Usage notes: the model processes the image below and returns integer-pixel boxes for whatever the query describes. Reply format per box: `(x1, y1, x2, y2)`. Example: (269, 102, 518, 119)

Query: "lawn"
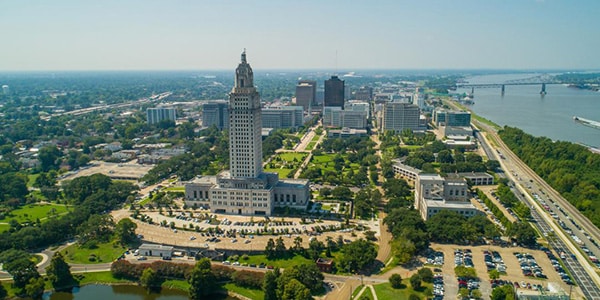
(277, 152, 307, 162)
(76, 271, 134, 285)
(306, 141, 317, 150)
(61, 241, 128, 264)
(223, 283, 265, 300)
(264, 167, 294, 178)
(0, 223, 9, 232)
(27, 174, 40, 188)
(1, 203, 70, 227)
(234, 253, 314, 269)
(374, 281, 432, 300)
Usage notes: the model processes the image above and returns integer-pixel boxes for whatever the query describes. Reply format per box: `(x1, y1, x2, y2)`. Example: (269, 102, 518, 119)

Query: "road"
(466, 110, 600, 299)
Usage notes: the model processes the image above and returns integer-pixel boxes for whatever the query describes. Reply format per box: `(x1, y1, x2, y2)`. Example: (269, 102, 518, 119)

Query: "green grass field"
(0, 203, 70, 231)
(223, 283, 265, 300)
(374, 281, 432, 300)
(61, 241, 128, 264)
(306, 141, 317, 150)
(235, 253, 314, 269)
(27, 174, 40, 188)
(264, 167, 294, 178)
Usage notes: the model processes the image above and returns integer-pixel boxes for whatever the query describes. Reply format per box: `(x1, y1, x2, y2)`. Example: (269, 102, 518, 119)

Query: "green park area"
(232, 253, 314, 269)
(310, 153, 361, 175)
(373, 281, 433, 300)
(60, 241, 128, 264)
(0, 203, 70, 232)
(264, 152, 307, 178)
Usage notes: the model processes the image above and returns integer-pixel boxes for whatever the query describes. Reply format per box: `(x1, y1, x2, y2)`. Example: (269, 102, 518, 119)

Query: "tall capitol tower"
(184, 50, 310, 216)
(229, 50, 263, 178)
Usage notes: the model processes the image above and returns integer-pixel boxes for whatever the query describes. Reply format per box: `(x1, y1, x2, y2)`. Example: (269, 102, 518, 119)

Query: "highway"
(470, 116, 600, 299)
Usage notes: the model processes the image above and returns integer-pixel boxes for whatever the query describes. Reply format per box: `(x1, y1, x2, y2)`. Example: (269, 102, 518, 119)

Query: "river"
(43, 284, 238, 300)
(457, 73, 600, 148)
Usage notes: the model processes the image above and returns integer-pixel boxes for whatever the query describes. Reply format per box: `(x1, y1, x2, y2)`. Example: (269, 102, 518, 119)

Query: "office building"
(323, 106, 367, 129)
(185, 51, 310, 216)
(147, 107, 176, 125)
(354, 86, 373, 101)
(414, 174, 480, 220)
(324, 76, 344, 108)
(202, 100, 229, 129)
(1, 85, 8, 95)
(262, 106, 304, 129)
(381, 102, 423, 133)
(433, 109, 471, 127)
(295, 80, 316, 111)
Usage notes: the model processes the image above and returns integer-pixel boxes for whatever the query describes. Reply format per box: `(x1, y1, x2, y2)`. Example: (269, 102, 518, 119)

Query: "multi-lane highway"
(471, 118, 600, 299)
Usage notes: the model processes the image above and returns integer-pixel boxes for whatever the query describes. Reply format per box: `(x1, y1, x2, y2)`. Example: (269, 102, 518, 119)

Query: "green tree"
(281, 279, 312, 300)
(4, 258, 39, 290)
(417, 268, 434, 283)
(278, 264, 324, 294)
(140, 267, 162, 291)
(115, 218, 138, 245)
(339, 239, 377, 273)
(77, 214, 116, 247)
(389, 273, 402, 289)
(307, 239, 324, 260)
(275, 237, 287, 258)
(0, 283, 7, 300)
(459, 287, 470, 299)
(410, 274, 421, 290)
(46, 252, 73, 289)
(24, 277, 45, 299)
(263, 269, 279, 300)
(265, 238, 276, 259)
(491, 284, 516, 300)
(188, 258, 217, 299)
(38, 145, 62, 172)
(408, 294, 420, 300)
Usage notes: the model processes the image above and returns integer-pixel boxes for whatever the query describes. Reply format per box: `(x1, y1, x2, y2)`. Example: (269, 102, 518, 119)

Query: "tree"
(307, 239, 324, 260)
(281, 279, 312, 300)
(4, 258, 39, 290)
(389, 273, 402, 289)
(140, 267, 162, 291)
(471, 289, 482, 299)
(408, 295, 420, 300)
(410, 274, 421, 290)
(339, 239, 377, 273)
(459, 287, 470, 299)
(38, 145, 62, 171)
(115, 218, 138, 245)
(46, 252, 73, 289)
(417, 268, 434, 283)
(24, 277, 45, 299)
(491, 284, 516, 300)
(293, 236, 303, 252)
(488, 269, 500, 280)
(263, 269, 279, 300)
(275, 237, 287, 258)
(0, 283, 7, 300)
(391, 237, 416, 264)
(278, 264, 324, 295)
(265, 238, 276, 259)
(77, 214, 115, 247)
(188, 258, 217, 299)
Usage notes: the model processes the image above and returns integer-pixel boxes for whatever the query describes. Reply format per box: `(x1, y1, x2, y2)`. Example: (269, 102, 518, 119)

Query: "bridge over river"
(456, 82, 561, 95)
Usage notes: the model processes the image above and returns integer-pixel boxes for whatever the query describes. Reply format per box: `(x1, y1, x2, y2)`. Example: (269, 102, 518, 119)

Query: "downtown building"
(381, 102, 425, 133)
(202, 100, 229, 130)
(295, 80, 317, 112)
(262, 106, 304, 129)
(147, 107, 176, 125)
(414, 174, 480, 220)
(324, 75, 345, 108)
(184, 52, 310, 216)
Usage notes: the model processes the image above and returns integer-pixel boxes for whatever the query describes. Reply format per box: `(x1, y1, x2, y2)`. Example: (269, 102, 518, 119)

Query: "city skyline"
(1, 0, 599, 71)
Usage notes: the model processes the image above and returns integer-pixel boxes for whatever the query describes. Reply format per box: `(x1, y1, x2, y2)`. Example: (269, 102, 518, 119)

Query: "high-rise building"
(354, 86, 373, 101)
(262, 106, 304, 129)
(323, 107, 367, 129)
(324, 75, 344, 108)
(147, 107, 176, 124)
(202, 100, 229, 130)
(228, 51, 263, 178)
(382, 102, 423, 133)
(185, 51, 310, 216)
(1, 85, 8, 95)
(432, 109, 471, 127)
(295, 80, 316, 112)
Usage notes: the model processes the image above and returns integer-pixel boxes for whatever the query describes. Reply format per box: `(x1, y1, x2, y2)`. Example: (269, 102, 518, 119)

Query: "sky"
(1, 0, 599, 71)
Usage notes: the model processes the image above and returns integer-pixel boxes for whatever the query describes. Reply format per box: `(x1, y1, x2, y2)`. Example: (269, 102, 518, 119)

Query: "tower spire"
(241, 48, 247, 63)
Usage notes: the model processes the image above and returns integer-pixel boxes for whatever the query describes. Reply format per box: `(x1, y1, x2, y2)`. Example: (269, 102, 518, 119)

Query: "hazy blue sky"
(1, 0, 599, 71)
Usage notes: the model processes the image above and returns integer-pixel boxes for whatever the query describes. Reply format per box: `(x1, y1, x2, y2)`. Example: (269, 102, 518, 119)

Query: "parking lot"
(429, 243, 582, 299)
